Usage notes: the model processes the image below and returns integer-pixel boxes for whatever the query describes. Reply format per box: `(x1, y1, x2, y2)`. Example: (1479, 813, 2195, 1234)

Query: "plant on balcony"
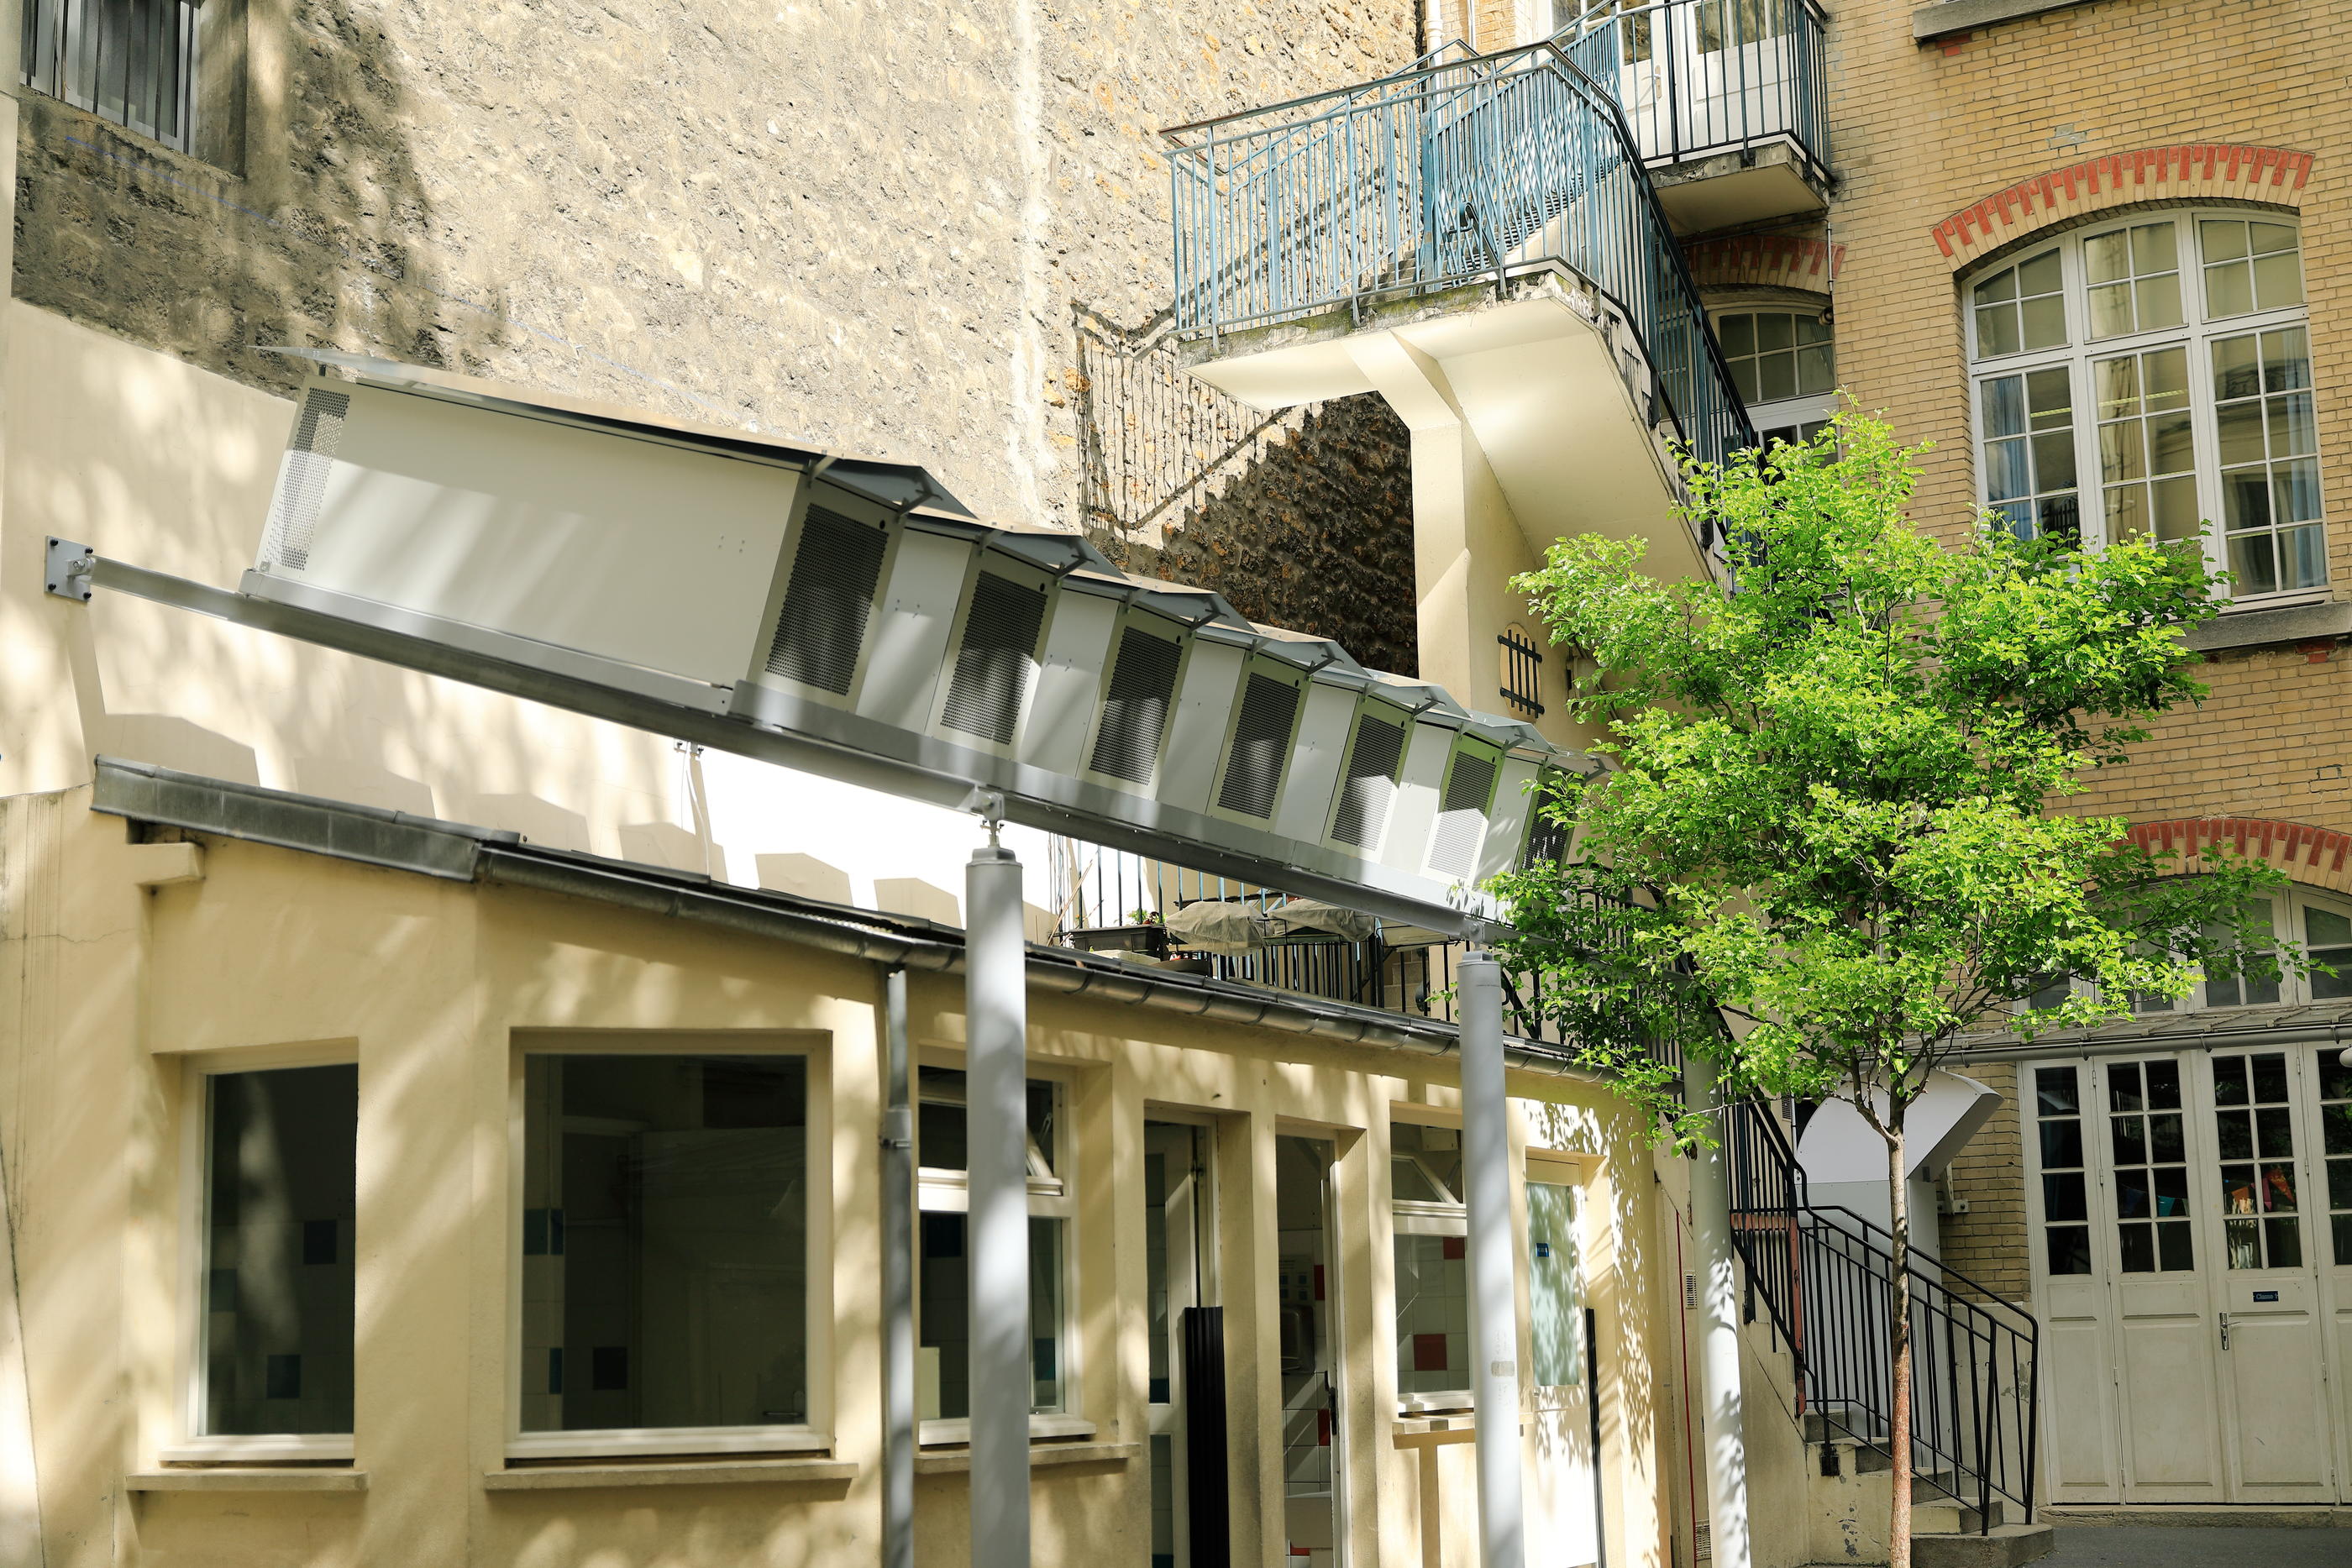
(1493, 409, 2300, 1568)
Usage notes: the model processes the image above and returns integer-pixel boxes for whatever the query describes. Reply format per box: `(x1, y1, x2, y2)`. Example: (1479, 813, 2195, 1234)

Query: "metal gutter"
(90, 758, 1604, 1083)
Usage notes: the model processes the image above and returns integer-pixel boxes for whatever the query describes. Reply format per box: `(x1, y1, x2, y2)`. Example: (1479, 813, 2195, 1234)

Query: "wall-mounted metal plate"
(45, 538, 93, 601)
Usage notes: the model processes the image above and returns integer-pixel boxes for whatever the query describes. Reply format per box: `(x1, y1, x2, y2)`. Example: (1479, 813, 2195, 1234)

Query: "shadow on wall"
(1074, 305, 1419, 678)
(13, 0, 507, 396)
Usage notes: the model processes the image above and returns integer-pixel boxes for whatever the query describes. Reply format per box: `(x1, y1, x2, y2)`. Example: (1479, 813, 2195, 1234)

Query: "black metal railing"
(1724, 1098, 2041, 1534)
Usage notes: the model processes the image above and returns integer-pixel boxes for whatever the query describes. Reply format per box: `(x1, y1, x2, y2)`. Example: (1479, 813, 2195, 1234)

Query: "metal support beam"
(967, 830, 1031, 1568)
(1459, 953, 1525, 1568)
(1687, 1057, 1752, 1568)
(881, 967, 916, 1568)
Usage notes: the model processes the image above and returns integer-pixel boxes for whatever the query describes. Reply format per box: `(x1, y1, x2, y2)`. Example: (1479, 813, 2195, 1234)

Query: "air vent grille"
(764, 506, 888, 695)
(1427, 750, 1498, 878)
(1087, 627, 1183, 784)
(1215, 672, 1299, 820)
(1330, 713, 1406, 849)
(939, 573, 1048, 746)
(261, 389, 350, 572)
(1520, 773, 1575, 868)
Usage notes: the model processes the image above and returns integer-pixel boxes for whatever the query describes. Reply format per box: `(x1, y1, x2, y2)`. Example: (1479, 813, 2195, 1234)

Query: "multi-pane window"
(20, 0, 200, 155)
(2106, 1060, 2192, 1272)
(2033, 1066, 2091, 1275)
(1719, 312, 1835, 407)
(2320, 1049, 2352, 1267)
(2214, 1051, 2301, 1271)
(201, 1066, 357, 1437)
(1390, 1120, 1470, 1407)
(518, 1055, 810, 1436)
(916, 1067, 1071, 1423)
(2086, 889, 2345, 1018)
(1966, 211, 2323, 600)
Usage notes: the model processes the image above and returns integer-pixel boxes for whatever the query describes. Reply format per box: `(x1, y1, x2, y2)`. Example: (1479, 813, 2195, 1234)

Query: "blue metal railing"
(1557, 0, 1830, 185)
(1163, 35, 1756, 473)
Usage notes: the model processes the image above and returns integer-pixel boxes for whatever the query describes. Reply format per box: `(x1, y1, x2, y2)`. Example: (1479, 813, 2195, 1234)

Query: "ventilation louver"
(764, 506, 888, 695)
(1329, 713, 1407, 849)
(939, 573, 1048, 747)
(1215, 672, 1300, 820)
(1088, 626, 1183, 784)
(260, 388, 350, 571)
(1427, 749, 1499, 878)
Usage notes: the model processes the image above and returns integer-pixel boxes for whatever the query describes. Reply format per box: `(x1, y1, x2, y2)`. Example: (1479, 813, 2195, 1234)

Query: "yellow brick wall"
(1821, 0, 2352, 1280)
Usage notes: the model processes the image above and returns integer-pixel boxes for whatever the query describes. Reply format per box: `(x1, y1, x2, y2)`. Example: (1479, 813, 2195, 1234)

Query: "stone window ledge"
(1914, 0, 2118, 42)
(2181, 600, 2352, 654)
(128, 1469, 365, 1492)
(484, 1458, 855, 1491)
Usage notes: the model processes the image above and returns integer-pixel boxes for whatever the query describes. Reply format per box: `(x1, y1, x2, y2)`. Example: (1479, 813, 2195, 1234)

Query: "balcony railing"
(1557, 0, 1830, 184)
(1164, 37, 1756, 473)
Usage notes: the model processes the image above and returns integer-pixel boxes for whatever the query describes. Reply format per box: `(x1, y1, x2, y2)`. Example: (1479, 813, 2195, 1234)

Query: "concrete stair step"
(1908, 1523, 2055, 1568)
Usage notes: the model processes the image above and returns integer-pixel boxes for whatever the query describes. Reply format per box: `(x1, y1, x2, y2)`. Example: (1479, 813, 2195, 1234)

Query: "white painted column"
(967, 831, 1031, 1568)
(881, 968, 916, 1568)
(1686, 1056, 1752, 1568)
(1458, 952, 1525, 1568)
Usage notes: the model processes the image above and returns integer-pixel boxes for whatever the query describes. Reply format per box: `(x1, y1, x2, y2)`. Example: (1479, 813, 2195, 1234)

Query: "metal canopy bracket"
(45, 538, 93, 602)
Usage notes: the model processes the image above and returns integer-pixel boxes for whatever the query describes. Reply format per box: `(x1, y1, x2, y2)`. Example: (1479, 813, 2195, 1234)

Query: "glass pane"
(1730, 357, 1761, 404)
(2036, 1066, 2080, 1117)
(2046, 1225, 2092, 1276)
(204, 1065, 358, 1436)
(2205, 260, 2255, 319)
(2222, 1164, 2258, 1217)
(2136, 273, 2183, 331)
(2150, 1114, 2185, 1162)
(1977, 304, 2019, 359)
(2111, 1115, 2147, 1166)
(2032, 431, 2076, 492)
(1758, 351, 1797, 402)
(2335, 1215, 2352, 1268)
(2019, 249, 2062, 296)
(2226, 1217, 2260, 1269)
(1393, 1232, 1469, 1397)
(2265, 1217, 2302, 1268)
(2213, 334, 2262, 399)
(1986, 438, 2030, 503)
(2254, 250, 2303, 311)
(2109, 1062, 2145, 1114)
(1030, 1218, 1064, 1409)
(2021, 294, 2066, 351)
(2143, 347, 2188, 410)
(1798, 315, 1834, 345)
(2151, 477, 2199, 543)
(2201, 218, 2250, 263)
(2095, 355, 2142, 420)
(916, 1070, 1058, 1176)
(2251, 1052, 2288, 1103)
(1719, 313, 1756, 356)
(2153, 1162, 2189, 1214)
(2214, 1054, 2250, 1104)
(2307, 908, 2352, 947)
(2157, 1221, 2195, 1272)
(522, 1055, 808, 1432)
(2223, 468, 2272, 532)
(1528, 1182, 1580, 1387)
(2118, 1223, 2155, 1272)
(2217, 401, 2265, 467)
(2040, 1117, 2082, 1169)
(2130, 221, 2176, 275)
(1982, 375, 2026, 438)
(1795, 343, 1835, 396)
(2100, 422, 2146, 484)
(2147, 1060, 2182, 1107)
(916, 1214, 1064, 1419)
(1392, 1121, 1463, 1198)
(2260, 1162, 2297, 1212)
(2039, 494, 2082, 546)
(1975, 266, 2018, 306)
(2044, 1171, 2087, 1222)
(2218, 1110, 2253, 1161)
(2274, 458, 2322, 523)
(2281, 526, 2327, 590)
(2027, 366, 2073, 426)
(2331, 1159, 2352, 1208)
(2148, 412, 2193, 476)
(2270, 392, 2317, 458)
(2084, 231, 2129, 284)
(2105, 485, 2148, 541)
(2230, 532, 2280, 595)
(2250, 221, 2298, 258)
(1757, 313, 1793, 352)
(2088, 283, 2133, 338)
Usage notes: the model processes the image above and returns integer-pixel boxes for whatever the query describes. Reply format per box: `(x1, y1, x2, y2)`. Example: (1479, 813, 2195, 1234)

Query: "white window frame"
(503, 1033, 833, 1461)
(1712, 306, 1839, 446)
(2030, 883, 2352, 1020)
(165, 1044, 360, 1465)
(914, 1060, 1089, 1445)
(1389, 1113, 1473, 1414)
(1965, 208, 2323, 607)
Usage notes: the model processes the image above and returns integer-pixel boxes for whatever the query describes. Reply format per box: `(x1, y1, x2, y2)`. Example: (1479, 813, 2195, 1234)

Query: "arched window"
(1966, 210, 2321, 600)
(1714, 308, 1835, 448)
(2032, 882, 2352, 1019)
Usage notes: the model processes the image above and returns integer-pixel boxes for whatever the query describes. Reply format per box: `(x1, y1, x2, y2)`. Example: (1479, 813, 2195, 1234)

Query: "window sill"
(156, 1436, 353, 1465)
(506, 1427, 829, 1461)
(484, 1457, 855, 1491)
(129, 1468, 365, 1492)
(913, 1440, 1137, 1475)
(1395, 1396, 1473, 1418)
(1912, 0, 2108, 43)
(2182, 599, 2352, 653)
(918, 1415, 1094, 1447)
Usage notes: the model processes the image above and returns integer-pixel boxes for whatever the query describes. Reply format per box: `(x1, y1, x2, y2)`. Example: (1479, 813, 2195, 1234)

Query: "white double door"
(2031, 1046, 2349, 1503)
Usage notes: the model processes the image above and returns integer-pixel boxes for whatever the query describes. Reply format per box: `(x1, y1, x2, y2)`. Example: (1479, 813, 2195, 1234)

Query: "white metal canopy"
(56, 352, 1589, 935)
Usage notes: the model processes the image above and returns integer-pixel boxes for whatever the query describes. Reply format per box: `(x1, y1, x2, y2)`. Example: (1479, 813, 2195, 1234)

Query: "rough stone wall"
(1123, 391, 1420, 676)
(13, 0, 1418, 533)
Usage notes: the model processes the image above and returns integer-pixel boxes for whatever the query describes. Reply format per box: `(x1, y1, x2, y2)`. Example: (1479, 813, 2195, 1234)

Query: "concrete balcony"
(1163, 41, 1755, 743)
(1564, 0, 1833, 233)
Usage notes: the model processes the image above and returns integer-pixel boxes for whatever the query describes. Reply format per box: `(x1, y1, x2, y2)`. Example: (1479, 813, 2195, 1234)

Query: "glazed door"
(1276, 1135, 1346, 1568)
(1146, 1120, 1213, 1568)
(1527, 1174, 1603, 1568)
(2205, 1050, 2335, 1501)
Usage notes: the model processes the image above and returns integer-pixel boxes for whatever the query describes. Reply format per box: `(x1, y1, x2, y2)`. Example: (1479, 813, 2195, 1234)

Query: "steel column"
(1687, 1056, 1752, 1568)
(1458, 953, 1525, 1568)
(882, 967, 916, 1568)
(968, 833, 1031, 1568)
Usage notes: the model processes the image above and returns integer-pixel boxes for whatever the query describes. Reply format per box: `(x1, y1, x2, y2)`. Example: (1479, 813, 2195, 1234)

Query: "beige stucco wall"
(0, 785, 1682, 1567)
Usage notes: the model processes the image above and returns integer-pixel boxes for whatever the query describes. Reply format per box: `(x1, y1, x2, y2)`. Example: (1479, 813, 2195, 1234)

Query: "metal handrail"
(1163, 34, 1756, 475)
(1723, 1099, 2042, 1535)
(1552, 0, 1831, 186)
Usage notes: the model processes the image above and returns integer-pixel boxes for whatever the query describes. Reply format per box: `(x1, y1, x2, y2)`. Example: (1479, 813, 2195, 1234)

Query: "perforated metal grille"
(764, 506, 888, 695)
(1087, 627, 1182, 784)
(261, 389, 350, 572)
(939, 573, 1047, 746)
(1520, 772, 1574, 868)
(1215, 672, 1299, 819)
(1427, 749, 1498, 877)
(1329, 713, 1406, 849)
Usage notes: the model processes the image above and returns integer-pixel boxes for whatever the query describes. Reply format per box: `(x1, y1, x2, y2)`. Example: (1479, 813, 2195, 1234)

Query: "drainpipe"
(1686, 1056, 1752, 1568)
(1459, 953, 1525, 1568)
(967, 816, 1031, 1568)
(881, 967, 915, 1568)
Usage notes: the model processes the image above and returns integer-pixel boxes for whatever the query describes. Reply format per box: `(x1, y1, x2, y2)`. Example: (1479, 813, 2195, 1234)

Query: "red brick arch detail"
(1929, 144, 2315, 272)
(1683, 234, 1844, 296)
(2124, 815, 2352, 897)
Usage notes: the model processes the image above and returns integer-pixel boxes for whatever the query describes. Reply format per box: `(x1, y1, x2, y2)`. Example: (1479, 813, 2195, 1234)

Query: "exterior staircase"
(1727, 1100, 2055, 1566)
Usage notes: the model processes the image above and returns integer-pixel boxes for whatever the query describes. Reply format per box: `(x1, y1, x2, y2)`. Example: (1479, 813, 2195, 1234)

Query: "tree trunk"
(1887, 1109, 1913, 1568)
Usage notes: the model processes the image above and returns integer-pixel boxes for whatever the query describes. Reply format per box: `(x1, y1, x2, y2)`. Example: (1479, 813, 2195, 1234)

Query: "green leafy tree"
(1494, 411, 2297, 1567)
